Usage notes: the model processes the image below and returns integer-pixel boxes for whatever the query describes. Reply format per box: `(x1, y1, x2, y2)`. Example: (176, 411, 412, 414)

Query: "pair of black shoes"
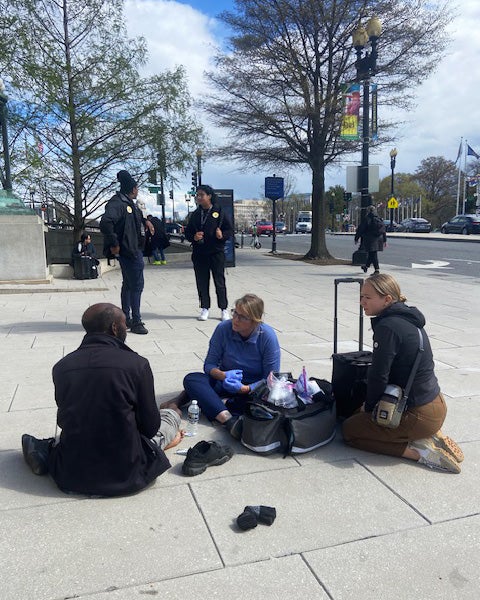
(237, 505, 277, 531)
(182, 440, 233, 476)
(126, 318, 148, 335)
(21, 434, 53, 475)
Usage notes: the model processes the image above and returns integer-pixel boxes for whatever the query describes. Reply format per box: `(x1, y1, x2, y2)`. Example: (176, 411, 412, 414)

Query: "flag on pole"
(467, 144, 480, 159)
(455, 139, 463, 164)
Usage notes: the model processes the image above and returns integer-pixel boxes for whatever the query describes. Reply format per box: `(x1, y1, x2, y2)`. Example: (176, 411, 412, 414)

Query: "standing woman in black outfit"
(185, 185, 233, 321)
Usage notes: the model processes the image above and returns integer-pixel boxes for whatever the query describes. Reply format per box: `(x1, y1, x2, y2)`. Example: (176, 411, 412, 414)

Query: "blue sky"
(125, 0, 480, 218)
(176, 0, 233, 14)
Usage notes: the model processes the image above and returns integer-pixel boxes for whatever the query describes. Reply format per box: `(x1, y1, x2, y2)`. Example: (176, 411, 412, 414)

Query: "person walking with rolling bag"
(354, 206, 386, 274)
(342, 273, 464, 473)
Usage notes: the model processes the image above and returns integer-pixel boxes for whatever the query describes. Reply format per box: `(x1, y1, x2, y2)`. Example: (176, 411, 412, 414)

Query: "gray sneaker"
(409, 437, 461, 474)
(431, 432, 464, 463)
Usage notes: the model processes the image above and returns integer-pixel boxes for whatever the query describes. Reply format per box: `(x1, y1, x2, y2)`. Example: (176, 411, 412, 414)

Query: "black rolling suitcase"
(332, 278, 372, 419)
(73, 255, 98, 279)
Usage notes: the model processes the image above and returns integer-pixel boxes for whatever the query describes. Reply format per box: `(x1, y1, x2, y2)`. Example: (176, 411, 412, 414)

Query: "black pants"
(366, 251, 379, 270)
(192, 251, 228, 310)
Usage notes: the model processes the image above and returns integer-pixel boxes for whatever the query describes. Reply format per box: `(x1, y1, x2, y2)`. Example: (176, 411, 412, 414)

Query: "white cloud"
(125, 0, 480, 216)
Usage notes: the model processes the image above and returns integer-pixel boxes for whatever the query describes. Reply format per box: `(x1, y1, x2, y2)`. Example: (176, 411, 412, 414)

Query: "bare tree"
(203, 0, 452, 258)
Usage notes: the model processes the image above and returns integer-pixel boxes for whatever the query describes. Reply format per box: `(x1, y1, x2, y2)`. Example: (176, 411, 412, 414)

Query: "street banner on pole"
(340, 83, 360, 140)
(371, 84, 378, 141)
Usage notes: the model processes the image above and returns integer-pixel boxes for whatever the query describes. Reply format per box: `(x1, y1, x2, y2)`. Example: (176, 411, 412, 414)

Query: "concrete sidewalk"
(1, 249, 479, 600)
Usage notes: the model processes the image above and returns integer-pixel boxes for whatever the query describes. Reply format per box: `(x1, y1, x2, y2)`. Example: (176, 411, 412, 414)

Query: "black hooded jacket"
(100, 192, 146, 259)
(365, 302, 440, 412)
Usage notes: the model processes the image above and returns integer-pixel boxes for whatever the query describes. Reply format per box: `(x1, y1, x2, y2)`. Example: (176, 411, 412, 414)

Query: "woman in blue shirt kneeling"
(183, 293, 280, 433)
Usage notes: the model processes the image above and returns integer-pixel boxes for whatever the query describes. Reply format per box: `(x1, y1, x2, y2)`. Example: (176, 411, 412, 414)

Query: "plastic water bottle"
(186, 400, 200, 436)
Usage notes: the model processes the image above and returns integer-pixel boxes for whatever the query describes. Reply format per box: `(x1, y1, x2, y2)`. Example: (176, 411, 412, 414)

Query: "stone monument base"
(0, 214, 49, 283)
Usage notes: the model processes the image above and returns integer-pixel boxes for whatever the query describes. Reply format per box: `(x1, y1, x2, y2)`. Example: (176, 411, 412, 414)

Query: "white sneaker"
(197, 309, 209, 321)
(221, 309, 231, 321)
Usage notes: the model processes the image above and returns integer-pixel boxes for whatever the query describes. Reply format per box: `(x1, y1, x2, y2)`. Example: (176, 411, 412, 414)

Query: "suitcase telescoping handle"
(333, 278, 364, 354)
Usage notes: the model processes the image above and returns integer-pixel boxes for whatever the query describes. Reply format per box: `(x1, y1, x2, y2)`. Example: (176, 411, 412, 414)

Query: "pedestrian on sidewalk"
(162, 294, 280, 436)
(21, 303, 185, 497)
(354, 206, 386, 274)
(184, 184, 233, 321)
(146, 214, 169, 265)
(100, 170, 152, 334)
(342, 273, 464, 473)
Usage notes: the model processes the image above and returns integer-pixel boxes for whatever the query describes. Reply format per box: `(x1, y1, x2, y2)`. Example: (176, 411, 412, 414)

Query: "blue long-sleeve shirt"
(204, 320, 280, 385)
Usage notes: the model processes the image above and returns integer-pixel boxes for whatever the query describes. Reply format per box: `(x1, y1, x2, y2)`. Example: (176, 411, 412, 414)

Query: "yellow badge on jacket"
(127, 206, 133, 213)
(212, 212, 219, 219)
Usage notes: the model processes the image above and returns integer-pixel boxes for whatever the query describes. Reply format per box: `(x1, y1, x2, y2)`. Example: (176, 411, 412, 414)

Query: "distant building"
(234, 199, 271, 231)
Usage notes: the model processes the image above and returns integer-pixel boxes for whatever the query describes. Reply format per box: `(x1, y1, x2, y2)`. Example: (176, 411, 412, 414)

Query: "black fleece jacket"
(365, 302, 440, 412)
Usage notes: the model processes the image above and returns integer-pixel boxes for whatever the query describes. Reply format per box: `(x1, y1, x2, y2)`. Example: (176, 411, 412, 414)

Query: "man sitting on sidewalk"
(21, 303, 183, 497)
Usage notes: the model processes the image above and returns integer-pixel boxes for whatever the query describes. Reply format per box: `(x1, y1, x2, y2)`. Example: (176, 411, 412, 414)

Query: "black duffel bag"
(240, 379, 336, 456)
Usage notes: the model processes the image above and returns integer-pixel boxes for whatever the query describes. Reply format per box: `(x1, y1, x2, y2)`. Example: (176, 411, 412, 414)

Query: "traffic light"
(343, 191, 352, 202)
(169, 190, 173, 200)
(191, 171, 198, 188)
(148, 169, 157, 184)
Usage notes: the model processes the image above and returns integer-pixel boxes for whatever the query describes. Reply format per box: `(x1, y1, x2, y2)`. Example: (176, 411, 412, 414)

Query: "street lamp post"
(0, 78, 12, 191)
(352, 17, 382, 223)
(389, 148, 397, 231)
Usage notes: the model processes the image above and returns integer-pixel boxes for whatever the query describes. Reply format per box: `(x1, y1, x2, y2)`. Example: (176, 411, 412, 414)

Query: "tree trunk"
(305, 159, 333, 260)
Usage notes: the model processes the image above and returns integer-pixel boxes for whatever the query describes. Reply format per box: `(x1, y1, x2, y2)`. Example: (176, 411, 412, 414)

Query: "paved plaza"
(1, 247, 479, 599)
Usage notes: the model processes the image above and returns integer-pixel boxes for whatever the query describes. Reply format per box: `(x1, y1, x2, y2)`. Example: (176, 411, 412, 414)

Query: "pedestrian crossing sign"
(387, 196, 398, 209)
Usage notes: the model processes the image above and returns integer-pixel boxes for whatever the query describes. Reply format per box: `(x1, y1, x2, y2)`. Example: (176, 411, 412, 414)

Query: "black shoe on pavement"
(361, 266, 368, 273)
(182, 440, 233, 476)
(130, 321, 148, 334)
(126, 317, 133, 329)
(21, 434, 52, 475)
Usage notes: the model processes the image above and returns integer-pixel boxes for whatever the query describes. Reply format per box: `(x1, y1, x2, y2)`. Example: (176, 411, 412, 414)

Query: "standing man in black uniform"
(101, 170, 152, 334)
(185, 185, 233, 321)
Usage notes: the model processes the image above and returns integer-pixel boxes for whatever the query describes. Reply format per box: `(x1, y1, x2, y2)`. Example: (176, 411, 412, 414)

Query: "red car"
(253, 220, 274, 236)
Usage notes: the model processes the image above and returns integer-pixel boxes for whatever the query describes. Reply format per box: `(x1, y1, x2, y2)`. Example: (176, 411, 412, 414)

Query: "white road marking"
(411, 260, 452, 269)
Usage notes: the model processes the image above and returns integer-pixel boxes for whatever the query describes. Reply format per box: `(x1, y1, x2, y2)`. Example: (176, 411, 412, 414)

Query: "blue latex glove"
(224, 369, 243, 381)
(249, 379, 265, 392)
(223, 376, 243, 393)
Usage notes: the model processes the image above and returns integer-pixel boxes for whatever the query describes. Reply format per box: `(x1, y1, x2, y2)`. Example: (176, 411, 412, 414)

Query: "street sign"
(265, 176, 284, 200)
(387, 196, 398, 209)
(148, 185, 161, 193)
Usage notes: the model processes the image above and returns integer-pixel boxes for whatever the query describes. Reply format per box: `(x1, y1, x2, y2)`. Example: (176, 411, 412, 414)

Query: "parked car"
(275, 221, 287, 234)
(441, 214, 480, 235)
(398, 217, 431, 233)
(253, 220, 274, 236)
(383, 219, 401, 232)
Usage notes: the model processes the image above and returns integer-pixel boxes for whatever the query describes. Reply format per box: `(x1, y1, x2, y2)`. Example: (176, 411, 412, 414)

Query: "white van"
(295, 211, 312, 233)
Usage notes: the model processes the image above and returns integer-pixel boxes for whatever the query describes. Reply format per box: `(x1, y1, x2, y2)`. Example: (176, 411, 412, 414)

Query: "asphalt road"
(245, 232, 480, 280)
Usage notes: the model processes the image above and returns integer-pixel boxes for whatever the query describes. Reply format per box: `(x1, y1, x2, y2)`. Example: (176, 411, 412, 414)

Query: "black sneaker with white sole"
(182, 440, 233, 476)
